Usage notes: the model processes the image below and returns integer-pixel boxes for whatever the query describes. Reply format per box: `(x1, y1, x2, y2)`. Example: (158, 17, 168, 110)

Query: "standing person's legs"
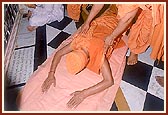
(127, 52, 138, 65)
(27, 14, 48, 32)
(127, 9, 152, 65)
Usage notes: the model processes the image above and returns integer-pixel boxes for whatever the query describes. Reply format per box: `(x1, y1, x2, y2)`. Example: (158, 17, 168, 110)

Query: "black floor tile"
(48, 31, 71, 49)
(4, 88, 20, 111)
(143, 93, 164, 111)
(122, 57, 153, 91)
(110, 102, 118, 111)
(47, 16, 72, 30)
(34, 25, 47, 71)
(154, 59, 164, 70)
(7, 83, 26, 89)
(75, 14, 84, 29)
(15, 44, 35, 50)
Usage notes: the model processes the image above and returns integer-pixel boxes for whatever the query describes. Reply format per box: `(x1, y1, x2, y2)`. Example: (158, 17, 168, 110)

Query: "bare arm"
(41, 44, 72, 92)
(79, 4, 104, 34)
(49, 44, 72, 73)
(67, 56, 114, 108)
(105, 7, 141, 46)
(85, 4, 104, 24)
(83, 57, 114, 96)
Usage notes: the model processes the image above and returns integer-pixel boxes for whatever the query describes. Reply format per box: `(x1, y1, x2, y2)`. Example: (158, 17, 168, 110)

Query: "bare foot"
(127, 52, 138, 65)
(27, 26, 38, 32)
(155, 76, 164, 87)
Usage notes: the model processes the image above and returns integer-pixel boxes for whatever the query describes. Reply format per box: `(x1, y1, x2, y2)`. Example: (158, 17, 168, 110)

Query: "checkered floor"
(4, 12, 165, 111)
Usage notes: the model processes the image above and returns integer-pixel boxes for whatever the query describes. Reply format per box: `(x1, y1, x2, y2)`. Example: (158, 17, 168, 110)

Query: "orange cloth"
(117, 4, 164, 59)
(67, 4, 81, 21)
(150, 4, 164, 61)
(67, 4, 88, 21)
(66, 49, 89, 75)
(117, 4, 153, 54)
(69, 5, 125, 74)
(128, 9, 153, 54)
(116, 4, 139, 19)
(106, 36, 125, 59)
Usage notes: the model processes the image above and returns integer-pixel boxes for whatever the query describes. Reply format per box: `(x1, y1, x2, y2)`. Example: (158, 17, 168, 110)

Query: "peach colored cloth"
(70, 5, 126, 74)
(150, 4, 164, 61)
(17, 35, 128, 111)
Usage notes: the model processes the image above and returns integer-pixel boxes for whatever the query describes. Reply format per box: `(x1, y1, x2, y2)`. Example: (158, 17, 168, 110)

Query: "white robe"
(29, 4, 64, 26)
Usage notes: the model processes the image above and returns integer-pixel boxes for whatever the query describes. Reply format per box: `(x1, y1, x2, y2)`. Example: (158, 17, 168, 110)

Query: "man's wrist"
(49, 71, 55, 74)
(82, 89, 89, 98)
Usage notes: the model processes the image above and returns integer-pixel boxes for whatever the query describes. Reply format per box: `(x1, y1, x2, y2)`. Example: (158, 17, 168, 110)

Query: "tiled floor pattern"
(4, 12, 165, 112)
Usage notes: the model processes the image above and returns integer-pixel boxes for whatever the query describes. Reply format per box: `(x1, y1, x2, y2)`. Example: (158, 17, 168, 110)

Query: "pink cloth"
(17, 36, 128, 111)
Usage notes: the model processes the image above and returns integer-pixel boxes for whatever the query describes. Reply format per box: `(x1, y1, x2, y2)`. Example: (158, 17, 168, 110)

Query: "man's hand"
(41, 72, 56, 92)
(67, 90, 86, 109)
(104, 35, 115, 54)
(79, 22, 90, 34)
(71, 22, 90, 39)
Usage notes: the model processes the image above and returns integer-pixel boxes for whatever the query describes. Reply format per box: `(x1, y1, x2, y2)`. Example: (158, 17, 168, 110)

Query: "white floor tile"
(47, 46, 56, 58)
(16, 32, 35, 48)
(17, 18, 32, 35)
(138, 47, 154, 66)
(7, 47, 35, 86)
(120, 80, 147, 111)
(147, 67, 164, 100)
(63, 21, 77, 35)
(46, 25, 61, 44)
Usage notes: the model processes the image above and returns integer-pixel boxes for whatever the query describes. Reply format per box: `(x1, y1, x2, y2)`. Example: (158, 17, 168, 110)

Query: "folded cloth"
(66, 49, 89, 75)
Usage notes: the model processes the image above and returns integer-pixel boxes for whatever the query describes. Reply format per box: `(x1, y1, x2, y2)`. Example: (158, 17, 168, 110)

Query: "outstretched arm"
(67, 56, 114, 109)
(105, 7, 141, 47)
(41, 43, 72, 92)
(79, 4, 104, 34)
(85, 4, 104, 24)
